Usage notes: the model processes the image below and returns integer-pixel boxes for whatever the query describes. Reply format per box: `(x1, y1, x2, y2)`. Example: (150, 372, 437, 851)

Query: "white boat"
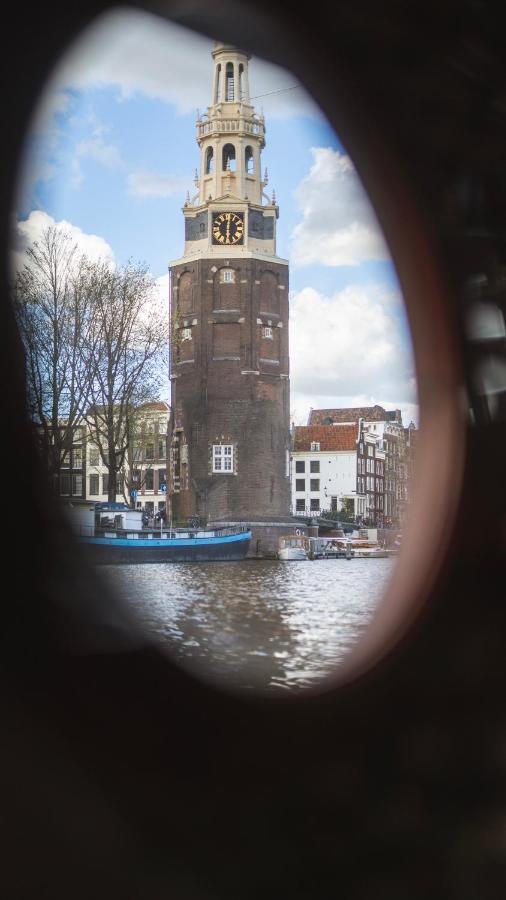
(277, 535, 309, 561)
(351, 544, 390, 558)
(312, 536, 353, 559)
(349, 528, 389, 558)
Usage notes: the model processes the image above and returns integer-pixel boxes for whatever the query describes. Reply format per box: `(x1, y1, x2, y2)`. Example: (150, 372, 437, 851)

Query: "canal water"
(104, 558, 396, 693)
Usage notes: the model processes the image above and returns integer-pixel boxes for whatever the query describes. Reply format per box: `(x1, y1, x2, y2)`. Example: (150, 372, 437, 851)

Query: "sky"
(12, 6, 418, 426)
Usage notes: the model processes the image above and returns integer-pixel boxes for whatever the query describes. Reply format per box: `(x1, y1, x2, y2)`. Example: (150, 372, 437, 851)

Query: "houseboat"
(64, 502, 251, 564)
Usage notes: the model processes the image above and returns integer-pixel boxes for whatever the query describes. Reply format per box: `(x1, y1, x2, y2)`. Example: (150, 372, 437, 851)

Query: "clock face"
(212, 212, 244, 245)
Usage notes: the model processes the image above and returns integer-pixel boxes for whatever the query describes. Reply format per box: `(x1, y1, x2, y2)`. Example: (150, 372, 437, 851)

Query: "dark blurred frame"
(1, 2, 504, 898)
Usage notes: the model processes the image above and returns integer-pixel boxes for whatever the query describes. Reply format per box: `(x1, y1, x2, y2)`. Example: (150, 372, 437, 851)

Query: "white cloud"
(75, 134, 123, 169)
(68, 129, 124, 187)
(37, 8, 319, 121)
(289, 284, 418, 424)
(127, 170, 188, 199)
(153, 272, 171, 313)
(12, 210, 115, 275)
(291, 148, 390, 267)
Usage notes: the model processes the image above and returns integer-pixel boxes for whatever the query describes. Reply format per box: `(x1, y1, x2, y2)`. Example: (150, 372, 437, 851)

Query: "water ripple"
(103, 558, 395, 692)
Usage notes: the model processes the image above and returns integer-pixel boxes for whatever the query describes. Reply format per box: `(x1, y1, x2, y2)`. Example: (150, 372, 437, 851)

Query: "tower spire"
(195, 44, 265, 205)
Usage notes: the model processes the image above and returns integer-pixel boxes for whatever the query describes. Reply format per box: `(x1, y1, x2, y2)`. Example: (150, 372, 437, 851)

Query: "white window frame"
(310, 442, 320, 452)
(262, 326, 273, 339)
(221, 268, 235, 283)
(181, 327, 192, 341)
(212, 444, 234, 473)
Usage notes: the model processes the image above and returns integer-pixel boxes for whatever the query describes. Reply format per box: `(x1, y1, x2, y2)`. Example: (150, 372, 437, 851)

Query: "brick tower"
(169, 43, 291, 527)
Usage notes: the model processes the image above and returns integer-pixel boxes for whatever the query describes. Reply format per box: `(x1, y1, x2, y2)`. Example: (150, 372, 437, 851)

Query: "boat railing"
(72, 523, 250, 539)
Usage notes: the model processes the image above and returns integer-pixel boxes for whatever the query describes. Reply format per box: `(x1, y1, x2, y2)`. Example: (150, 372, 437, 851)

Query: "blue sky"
(14, 7, 418, 425)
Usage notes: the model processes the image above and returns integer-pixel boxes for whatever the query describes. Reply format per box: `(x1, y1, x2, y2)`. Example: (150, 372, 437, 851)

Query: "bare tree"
(83, 260, 169, 502)
(12, 225, 95, 489)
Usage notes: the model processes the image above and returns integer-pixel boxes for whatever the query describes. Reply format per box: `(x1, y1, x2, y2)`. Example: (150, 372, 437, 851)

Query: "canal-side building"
(356, 420, 386, 526)
(307, 405, 415, 526)
(85, 401, 169, 514)
(291, 424, 367, 521)
(168, 43, 291, 538)
(56, 423, 86, 501)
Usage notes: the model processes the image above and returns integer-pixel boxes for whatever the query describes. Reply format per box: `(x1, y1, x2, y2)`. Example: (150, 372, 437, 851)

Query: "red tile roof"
(308, 405, 388, 425)
(294, 425, 358, 452)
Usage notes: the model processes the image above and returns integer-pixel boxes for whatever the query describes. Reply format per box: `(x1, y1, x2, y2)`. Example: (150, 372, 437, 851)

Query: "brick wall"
(170, 256, 290, 521)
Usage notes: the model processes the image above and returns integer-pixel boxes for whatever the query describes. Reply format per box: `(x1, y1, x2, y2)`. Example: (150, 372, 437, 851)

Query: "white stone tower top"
(195, 43, 268, 206)
(173, 42, 283, 265)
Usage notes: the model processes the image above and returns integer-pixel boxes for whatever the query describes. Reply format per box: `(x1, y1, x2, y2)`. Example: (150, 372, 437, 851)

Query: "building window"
(181, 327, 192, 341)
(72, 474, 83, 496)
(296, 499, 305, 512)
(310, 442, 320, 451)
(89, 474, 99, 495)
(331, 496, 338, 512)
(359, 442, 364, 455)
(60, 473, 70, 495)
(226, 62, 234, 101)
(245, 146, 254, 174)
(295, 460, 305, 473)
(222, 268, 235, 283)
(89, 447, 99, 466)
(145, 442, 155, 461)
(102, 474, 109, 494)
(262, 326, 273, 339)
(222, 143, 236, 171)
(205, 146, 214, 174)
(368, 445, 374, 457)
(310, 460, 320, 473)
(72, 448, 82, 469)
(145, 469, 154, 491)
(158, 439, 166, 460)
(310, 498, 320, 512)
(213, 444, 234, 473)
(295, 479, 305, 492)
(310, 479, 320, 492)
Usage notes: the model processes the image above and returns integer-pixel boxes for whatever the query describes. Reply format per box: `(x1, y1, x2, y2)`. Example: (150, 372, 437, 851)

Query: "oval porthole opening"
(9, 5, 466, 698)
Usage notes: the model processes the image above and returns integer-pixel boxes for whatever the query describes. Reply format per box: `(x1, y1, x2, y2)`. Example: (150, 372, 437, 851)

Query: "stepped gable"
(307, 405, 387, 426)
(294, 425, 357, 452)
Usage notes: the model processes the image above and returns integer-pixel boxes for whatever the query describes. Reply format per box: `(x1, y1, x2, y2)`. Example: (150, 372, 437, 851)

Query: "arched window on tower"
(239, 64, 245, 100)
(205, 147, 214, 174)
(226, 62, 234, 101)
(215, 64, 221, 104)
(222, 144, 236, 172)
(245, 146, 254, 174)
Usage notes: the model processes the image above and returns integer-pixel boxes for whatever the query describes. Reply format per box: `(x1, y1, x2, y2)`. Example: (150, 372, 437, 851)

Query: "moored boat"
(277, 535, 309, 561)
(65, 501, 251, 564)
(79, 525, 252, 564)
(313, 536, 353, 559)
(348, 528, 389, 558)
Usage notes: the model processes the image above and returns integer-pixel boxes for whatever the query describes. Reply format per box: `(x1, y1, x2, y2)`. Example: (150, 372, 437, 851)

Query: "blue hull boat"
(79, 526, 251, 564)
